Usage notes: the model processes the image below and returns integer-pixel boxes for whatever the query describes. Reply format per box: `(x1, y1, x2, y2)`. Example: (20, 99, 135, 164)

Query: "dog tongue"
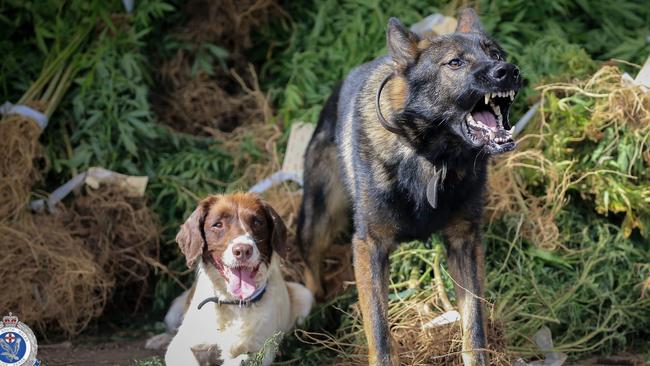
(226, 268, 256, 300)
(471, 110, 497, 129)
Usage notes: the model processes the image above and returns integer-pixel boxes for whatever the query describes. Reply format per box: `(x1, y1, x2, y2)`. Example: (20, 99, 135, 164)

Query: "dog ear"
(262, 201, 288, 259)
(386, 17, 420, 70)
(455, 8, 484, 34)
(176, 198, 212, 268)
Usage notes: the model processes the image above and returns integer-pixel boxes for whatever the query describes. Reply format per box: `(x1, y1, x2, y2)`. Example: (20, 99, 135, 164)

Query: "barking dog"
(166, 193, 313, 366)
(297, 9, 521, 366)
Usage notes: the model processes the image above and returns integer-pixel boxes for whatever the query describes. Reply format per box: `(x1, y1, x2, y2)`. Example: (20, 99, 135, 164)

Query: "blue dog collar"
(197, 284, 267, 310)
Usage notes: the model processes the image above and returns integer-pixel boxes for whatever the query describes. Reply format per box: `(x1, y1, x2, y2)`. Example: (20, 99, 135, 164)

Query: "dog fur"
(166, 193, 313, 366)
(297, 9, 522, 366)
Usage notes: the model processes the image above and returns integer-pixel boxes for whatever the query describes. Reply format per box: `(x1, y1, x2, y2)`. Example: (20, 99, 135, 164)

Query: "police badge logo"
(0, 313, 38, 366)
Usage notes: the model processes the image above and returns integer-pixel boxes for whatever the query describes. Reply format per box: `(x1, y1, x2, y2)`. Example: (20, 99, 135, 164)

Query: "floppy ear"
(263, 202, 288, 259)
(386, 17, 420, 70)
(176, 202, 209, 268)
(455, 8, 484, 34)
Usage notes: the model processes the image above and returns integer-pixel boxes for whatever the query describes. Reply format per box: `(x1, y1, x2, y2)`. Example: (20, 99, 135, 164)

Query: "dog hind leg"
(297, 147, 350, 299)
(297, 84, 351, 300)
(443, 218, 489, 366)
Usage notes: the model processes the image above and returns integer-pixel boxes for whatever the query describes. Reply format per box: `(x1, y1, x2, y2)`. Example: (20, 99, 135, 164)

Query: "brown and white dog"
(165, 193, 313, 366)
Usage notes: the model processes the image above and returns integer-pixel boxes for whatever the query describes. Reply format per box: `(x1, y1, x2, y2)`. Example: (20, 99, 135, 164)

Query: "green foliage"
(533, 71, 650, 237)
(61, 1, 172, 175)
(131, 357, 164, 366)
(3, 0, 649, 361)
(260, 0, 650, 125)
(488, 211, 650, 356)
(259, 0, 444, 123)
(244, 331, 284, 366)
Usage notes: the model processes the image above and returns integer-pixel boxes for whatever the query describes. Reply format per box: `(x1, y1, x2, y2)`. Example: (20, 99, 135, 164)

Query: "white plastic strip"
(0, 101, 49, 129)
(512, 101, 540, 138)
(248, 171, 303, 194)
(30, 172, 88, 213)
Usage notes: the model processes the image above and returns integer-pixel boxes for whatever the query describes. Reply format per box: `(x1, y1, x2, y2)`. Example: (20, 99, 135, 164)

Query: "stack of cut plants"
(1, 0, 649, 365)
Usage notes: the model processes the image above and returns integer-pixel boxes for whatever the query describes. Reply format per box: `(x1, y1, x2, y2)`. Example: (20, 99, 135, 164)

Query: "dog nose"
(232, 244, 253, 260)
(491, 64, 519, 82)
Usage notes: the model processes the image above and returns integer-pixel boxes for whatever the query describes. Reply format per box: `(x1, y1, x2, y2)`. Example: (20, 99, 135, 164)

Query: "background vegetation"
(1, 0, 649, 364)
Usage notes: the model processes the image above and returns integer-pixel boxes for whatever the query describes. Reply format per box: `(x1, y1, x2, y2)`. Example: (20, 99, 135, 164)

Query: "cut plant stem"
(433, 243, 453, 312)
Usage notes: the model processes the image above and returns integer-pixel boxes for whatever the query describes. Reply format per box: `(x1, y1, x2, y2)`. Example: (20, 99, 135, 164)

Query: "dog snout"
(232, 243, 253, 261)
(490, 63, 520, 83)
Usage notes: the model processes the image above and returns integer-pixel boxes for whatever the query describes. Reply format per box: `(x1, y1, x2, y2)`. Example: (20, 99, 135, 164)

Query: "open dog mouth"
(465, 90, 517, 153)
(213, 258, 260, 300)
(223, 264, 260, 300)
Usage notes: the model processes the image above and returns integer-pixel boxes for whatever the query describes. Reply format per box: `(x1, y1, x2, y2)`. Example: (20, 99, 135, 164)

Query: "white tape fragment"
(29, 167, 148, 214)
(0, 101, 48, 129)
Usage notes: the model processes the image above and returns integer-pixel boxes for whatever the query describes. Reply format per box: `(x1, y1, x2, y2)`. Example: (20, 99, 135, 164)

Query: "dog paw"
(222, 354, 249, 366)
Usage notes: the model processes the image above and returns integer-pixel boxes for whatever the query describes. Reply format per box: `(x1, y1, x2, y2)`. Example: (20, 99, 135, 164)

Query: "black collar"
(197, 285, 267, 310)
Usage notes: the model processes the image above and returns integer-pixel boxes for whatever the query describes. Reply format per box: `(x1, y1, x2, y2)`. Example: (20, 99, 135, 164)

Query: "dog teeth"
(486, 90, 516, 100)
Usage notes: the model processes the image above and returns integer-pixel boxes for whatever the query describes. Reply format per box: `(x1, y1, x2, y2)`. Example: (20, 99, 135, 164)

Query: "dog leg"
(353, 233, 399, 366)
(297, 147, 351, 299)
(165, 335, 201, 366)
(286, 281, 315, 326)
(443, 218, 489, 366)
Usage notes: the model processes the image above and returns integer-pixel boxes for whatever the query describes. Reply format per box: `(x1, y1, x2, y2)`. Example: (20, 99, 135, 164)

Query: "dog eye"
(447, 58, 464, 69)
(491, 50, 502, 60)
(213, 221, 223, 229)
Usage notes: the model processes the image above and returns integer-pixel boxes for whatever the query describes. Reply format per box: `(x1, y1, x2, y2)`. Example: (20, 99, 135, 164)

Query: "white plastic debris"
(29, 167, 148, 214)
(516, 326, 567, 366)
(421, 310, 460, 329)
(248, 122, 314, 194)
(410, 13, 458, 38)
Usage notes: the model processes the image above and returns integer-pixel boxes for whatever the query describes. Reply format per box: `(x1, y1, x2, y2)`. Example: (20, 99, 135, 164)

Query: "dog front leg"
(443, 219, 489, 366)
(353, 233, 399, 366)
(165, 335, 201, 366)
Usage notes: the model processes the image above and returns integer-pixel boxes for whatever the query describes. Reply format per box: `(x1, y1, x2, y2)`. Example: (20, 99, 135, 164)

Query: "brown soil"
(38, 338, 163, 366)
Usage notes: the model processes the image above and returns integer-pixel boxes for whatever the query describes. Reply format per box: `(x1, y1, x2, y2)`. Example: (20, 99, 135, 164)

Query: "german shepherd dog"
(296, 8, 521, 366)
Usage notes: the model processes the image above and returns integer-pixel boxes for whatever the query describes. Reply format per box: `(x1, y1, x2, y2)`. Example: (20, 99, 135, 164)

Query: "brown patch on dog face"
(175, 196, 218, 267)
(203, 193, 272, 264)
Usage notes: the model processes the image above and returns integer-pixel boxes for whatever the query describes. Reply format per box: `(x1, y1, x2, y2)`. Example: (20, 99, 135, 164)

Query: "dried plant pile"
(153, 0, 279, 135)
(488, 65, 650, 247)
(0, 185, 160, 336)
(0, 114, 46, 220)
(0, 213, 111, 336)
(66, 186, 161, 312)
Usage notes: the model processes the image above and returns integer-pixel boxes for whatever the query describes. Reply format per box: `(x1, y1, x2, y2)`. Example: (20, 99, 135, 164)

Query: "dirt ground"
(38, 338, 163, 366)
(37, 339, 647, 366)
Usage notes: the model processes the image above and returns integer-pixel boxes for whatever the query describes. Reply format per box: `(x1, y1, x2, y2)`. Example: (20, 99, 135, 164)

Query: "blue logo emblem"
(0, 313, 38, 366)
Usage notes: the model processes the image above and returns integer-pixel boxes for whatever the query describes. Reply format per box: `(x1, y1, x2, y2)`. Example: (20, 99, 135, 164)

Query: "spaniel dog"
(165, 193, 313, 366)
